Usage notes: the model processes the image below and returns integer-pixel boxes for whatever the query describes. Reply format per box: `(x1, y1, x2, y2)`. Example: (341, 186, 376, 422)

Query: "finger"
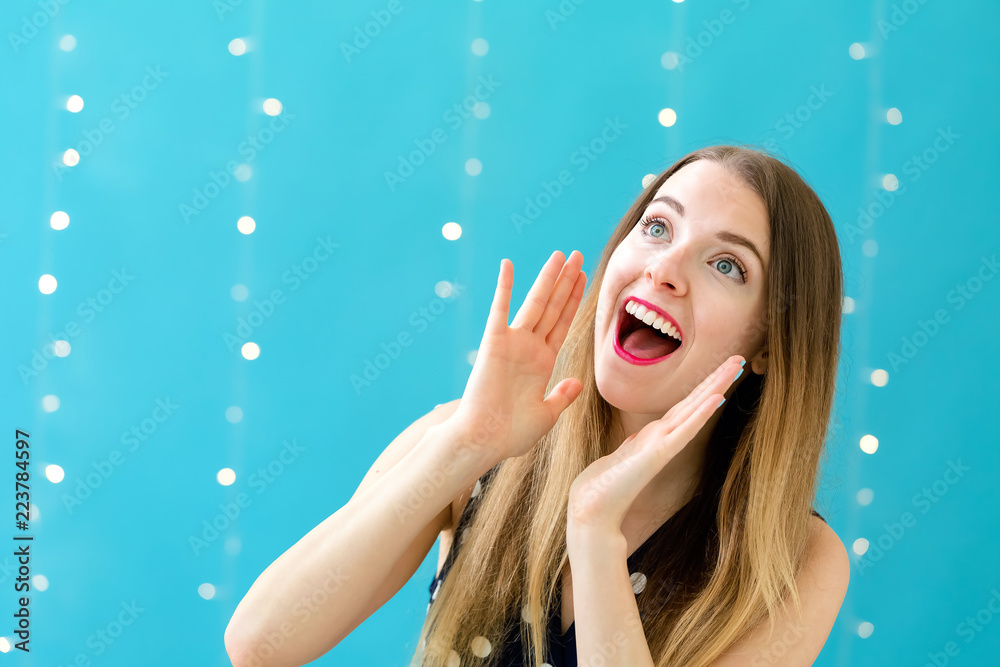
(660, 356, 743, 431)
(485, 258, 514, 331)
(546, 271, 586, 352)
(510, 251, 565, 331)
(534, 250, 584, 336)
(542, 377, 583, 422)
(653, 392, 728, 464)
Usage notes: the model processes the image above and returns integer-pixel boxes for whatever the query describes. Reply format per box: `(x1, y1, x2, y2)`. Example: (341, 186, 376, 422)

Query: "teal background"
(0, 0, 998, 665)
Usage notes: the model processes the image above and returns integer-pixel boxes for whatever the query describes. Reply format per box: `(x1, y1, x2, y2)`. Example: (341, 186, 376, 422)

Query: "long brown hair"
(411, 144, 844, 667)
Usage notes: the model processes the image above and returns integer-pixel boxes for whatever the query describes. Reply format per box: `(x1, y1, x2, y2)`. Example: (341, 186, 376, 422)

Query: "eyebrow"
(650, 195, 767, 270)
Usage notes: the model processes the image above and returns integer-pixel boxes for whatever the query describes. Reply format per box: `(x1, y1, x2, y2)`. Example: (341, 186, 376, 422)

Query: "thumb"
(543, 377, 584, 418)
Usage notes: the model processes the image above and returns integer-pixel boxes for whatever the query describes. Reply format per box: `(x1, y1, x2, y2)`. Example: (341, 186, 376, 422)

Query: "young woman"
(224, 145, 850, 667)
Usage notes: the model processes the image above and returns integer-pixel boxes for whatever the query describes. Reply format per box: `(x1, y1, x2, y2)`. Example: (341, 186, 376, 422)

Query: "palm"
(451, 251, 587, 462)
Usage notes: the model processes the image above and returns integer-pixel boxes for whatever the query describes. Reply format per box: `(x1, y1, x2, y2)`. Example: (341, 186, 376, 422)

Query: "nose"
(644, 246, 689, 295)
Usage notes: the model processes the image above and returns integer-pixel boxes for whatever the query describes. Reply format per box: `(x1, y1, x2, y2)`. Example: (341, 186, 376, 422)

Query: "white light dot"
(263, 98, 283, 116)
(237, 215, 256, 234)
(849, 42, 866, 60)
(858, 621, 874, 639)
(470, 636, 492, 658)
(66, 95, 84, 113)
(435, 281, 454, 298)
(471, 38, 489, 56)
(228, 38, 247, 56)
(862, 239, 878, 257)
(242, 342, 260, 360)
(842, 296, 855, 314)
(630, 571, 648, 594)
(231, 284, 248, 301)
(467, 349, 478, 365)
(198, 583, 216, 600)
(225, 536, 242, 555)
(446, 651, 461, 667)
(882, 173, 899, 191)
(54, 340, 71, 357)
(886, 108, 902, 125)
(39, 274, 58, 294)
(672, 0, 685, 3)
(225, 406, 243, 423)
(29, 503, 40, 522)
(660, 52, 680, 70)
(0, 637, 10, 652)
(852, 538, 869, 555)
(642, 173, 657, 188)
(50, 211, 70, 230)
(234, 164, 252, 181)
(45, 464, 65, 483)
(870, 369, 888, 387)
(217, 468, 237, 486)
(473, 101, 490, 119)
(62, 149, 80, 166)
(442, 222, 462, 241)
(860, 434, 879, 455)
(657, 108, 677, 127)
(42, 395, 61, 412)
(465, 158, 482, 176)
(59, 34, 77, 51)
(857, 488, 874, 505)
(33, 574, 50, 591)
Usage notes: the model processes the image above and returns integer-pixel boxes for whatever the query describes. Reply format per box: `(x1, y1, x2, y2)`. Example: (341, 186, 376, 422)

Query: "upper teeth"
(625, 300, 682, 342)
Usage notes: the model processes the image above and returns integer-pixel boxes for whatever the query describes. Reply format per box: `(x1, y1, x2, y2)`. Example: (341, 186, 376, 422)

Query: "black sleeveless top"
(426, 464, 827, 667)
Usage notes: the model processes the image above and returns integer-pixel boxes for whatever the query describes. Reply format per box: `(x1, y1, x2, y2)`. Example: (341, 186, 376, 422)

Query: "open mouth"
(613, 298, 682, 365)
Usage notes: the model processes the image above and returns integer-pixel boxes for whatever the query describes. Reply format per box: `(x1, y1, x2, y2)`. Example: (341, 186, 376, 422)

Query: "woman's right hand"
(446, 250, 587, 464)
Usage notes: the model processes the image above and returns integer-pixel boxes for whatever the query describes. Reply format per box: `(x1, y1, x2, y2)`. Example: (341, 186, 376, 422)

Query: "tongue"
(623, 327, 679, 359)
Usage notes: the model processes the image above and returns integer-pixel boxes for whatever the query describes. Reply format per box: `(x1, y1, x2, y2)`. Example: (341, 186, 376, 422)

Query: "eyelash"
(637, 215, 749, 284)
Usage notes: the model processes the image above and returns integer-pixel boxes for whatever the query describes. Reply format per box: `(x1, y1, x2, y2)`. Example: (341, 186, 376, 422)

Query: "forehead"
(651, 160, 770, 257)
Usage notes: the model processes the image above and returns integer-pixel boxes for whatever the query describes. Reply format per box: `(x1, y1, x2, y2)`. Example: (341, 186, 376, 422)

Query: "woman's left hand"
(566, 354, 746, 538)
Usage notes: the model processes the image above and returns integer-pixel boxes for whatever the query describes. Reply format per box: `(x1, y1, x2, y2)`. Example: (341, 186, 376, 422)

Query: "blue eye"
(637, 215, 749, 284)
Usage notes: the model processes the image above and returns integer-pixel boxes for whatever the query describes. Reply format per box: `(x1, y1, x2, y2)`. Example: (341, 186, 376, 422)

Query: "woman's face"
(594, 159, 771, 421)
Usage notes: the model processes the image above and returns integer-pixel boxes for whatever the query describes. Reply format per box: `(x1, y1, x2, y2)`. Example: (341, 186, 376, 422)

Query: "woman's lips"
(612, 299, 681, 366)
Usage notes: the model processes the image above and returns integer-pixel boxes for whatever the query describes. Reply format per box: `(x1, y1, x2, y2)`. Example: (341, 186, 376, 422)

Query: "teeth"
(624, 299, 682, 342)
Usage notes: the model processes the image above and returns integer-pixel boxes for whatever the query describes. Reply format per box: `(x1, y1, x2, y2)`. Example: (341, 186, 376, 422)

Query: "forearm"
(567, 528, 656, 667)
(226, 422, 496, 667)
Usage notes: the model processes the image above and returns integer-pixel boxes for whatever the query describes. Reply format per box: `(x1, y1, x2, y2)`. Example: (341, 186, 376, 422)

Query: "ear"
(750, 347, 767, 375)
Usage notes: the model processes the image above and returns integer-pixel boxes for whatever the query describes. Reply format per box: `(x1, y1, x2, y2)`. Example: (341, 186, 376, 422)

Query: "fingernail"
(717, 397, 726, 409)
(733, 368, 743, 382)
(739, 359, 746, 367)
